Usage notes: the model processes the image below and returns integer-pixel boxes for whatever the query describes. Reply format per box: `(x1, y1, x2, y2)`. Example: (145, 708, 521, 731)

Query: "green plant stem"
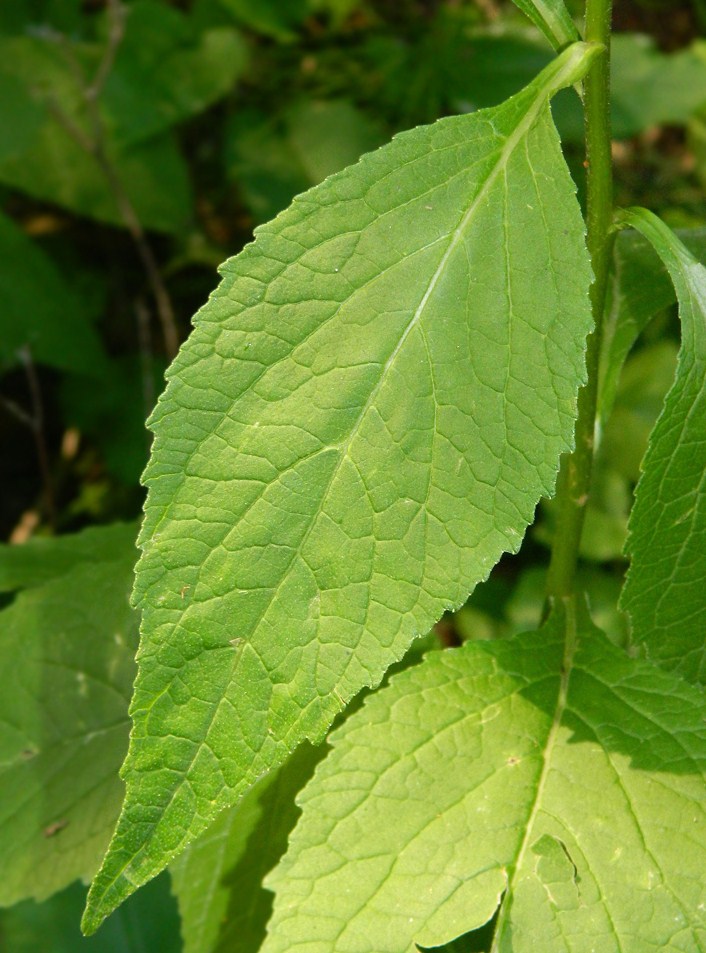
(545, 2, 613, 600)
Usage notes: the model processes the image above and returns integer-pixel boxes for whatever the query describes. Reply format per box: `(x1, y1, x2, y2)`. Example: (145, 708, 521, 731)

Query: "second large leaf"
(84, 43, 598, 930)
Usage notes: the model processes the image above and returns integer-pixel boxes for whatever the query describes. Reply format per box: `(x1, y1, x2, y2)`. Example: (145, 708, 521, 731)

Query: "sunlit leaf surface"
(264, 603, 706, 953)
(83, 43, 599, 931)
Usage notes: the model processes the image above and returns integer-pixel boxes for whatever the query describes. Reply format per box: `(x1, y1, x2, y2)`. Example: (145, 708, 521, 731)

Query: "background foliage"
(0, 0, 705, 950)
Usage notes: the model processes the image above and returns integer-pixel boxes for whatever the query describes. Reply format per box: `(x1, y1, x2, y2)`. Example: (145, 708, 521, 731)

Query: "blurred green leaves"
(0, 523, 139, 906)
(0, 875, 180, 953)
(0, 212, 106, 375)
(226, 100, 384, 223)
(0, 1, 246, 232)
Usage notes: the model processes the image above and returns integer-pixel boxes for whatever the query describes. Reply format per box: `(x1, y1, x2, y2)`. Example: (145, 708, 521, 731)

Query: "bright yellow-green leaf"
(264, 602, 706, 952)
(83, 43, 600, 932)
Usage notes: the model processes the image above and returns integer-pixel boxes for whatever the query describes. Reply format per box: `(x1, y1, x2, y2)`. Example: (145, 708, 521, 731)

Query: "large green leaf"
(0, 524, 139, 906)
(169, 638, 441, 953)
(83, 43, 599, 932)
(264, 602, 706, 952)
(618, 209, 706, 686)
(170, 744, 323, 953)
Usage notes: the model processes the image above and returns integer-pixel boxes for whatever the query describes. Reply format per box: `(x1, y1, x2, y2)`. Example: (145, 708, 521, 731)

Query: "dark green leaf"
(61, 357, 166, 486)
(0, 875, 180, 953)
(216, 0, 307, 39)
(0, 212, 107, 376)
(102, 1, 247, 147)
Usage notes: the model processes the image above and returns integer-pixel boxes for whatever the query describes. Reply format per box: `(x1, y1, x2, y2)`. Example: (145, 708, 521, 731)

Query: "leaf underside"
(83, 44, 598, 931)
(264, 603, 706, 953)
(618, 210, 706, 686)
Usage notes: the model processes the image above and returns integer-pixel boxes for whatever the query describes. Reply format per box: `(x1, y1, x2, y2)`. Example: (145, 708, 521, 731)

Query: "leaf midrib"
(152, 89, 554, 636)
(99, 83, 558, 918)
(489, 602, 577, 953)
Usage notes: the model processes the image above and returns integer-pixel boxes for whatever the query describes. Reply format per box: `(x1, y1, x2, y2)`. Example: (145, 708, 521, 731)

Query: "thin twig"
(46, 2, 180, 359)
(0, 395, 35, 429)
(19, 347, 57, 527)
(86, 0, 127, 102)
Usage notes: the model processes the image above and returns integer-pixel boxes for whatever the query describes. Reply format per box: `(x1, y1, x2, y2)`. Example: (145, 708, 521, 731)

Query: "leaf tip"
(80, 856, 134, 937)
(80, 898, 103, 937)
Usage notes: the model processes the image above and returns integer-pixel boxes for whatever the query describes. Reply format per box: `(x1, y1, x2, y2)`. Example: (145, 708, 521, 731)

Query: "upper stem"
(545, 0, 613, 599)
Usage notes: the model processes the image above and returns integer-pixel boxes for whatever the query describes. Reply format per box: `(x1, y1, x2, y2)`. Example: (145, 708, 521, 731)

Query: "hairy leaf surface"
(0, 525, 139, 906)
(264, 603, 706, 953)
(83, 43, 599, 930)
(618, 209, 706, 685)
